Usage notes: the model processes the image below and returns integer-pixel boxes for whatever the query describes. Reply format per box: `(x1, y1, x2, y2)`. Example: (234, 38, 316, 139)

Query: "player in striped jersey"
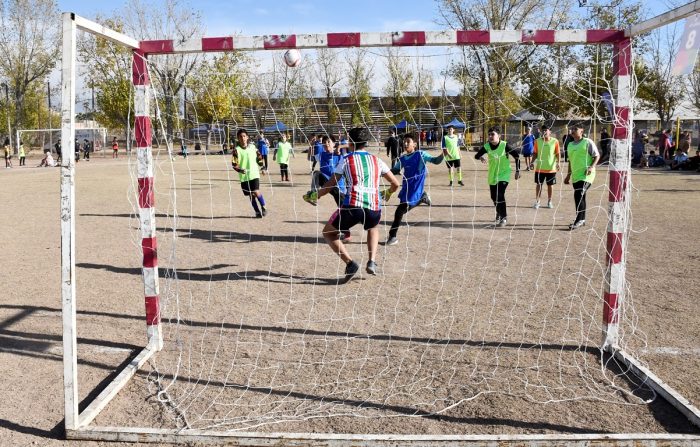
(314, 127, 400, 280)
(385, 134, 443, 246)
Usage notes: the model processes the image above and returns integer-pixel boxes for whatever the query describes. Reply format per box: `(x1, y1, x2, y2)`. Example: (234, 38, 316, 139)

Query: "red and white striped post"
(602, 37, 632, 350)
(133, 50, 162, 351)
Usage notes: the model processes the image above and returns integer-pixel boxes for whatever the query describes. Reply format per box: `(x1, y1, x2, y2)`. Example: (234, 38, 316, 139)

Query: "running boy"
(385, 134, 443, 246)
(564, 123, 600, 230)
(232, 128, 267, 218)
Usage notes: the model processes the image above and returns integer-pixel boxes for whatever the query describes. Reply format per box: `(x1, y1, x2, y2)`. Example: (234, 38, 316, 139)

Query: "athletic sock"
(458, 171, 463, 181)
(448, 172, 453, 181)
(250, 197, 260, 214)
(257, 194, 266, 207)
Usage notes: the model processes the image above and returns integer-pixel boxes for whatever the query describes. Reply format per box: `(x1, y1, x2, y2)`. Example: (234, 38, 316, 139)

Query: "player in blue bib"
(384, 134, 444, 246)
(257, 133, 270, 172)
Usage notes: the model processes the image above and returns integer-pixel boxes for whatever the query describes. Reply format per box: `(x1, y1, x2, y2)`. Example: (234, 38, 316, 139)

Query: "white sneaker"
(546, 200, 553, 209)
(386, 236, 399, 246)
(533, 201, 540, 209)
(486, 217, 501, 228)
(497, 218, 507, 228)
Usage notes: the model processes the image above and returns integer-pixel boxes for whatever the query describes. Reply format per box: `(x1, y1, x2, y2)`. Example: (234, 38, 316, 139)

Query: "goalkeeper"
(310, 127, 399, 280)
(385, 134, 443, 246)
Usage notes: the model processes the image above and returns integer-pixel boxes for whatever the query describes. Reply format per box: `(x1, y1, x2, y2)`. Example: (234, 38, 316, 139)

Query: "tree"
(78, 17, 133, 133)
(313, 48, 343, 125)
(0, 0, 60, 142)
(437, 0, 572, 129)
(121, 0, 203, 143)
(382, 48, 413, 122)
(346, 49, 372, 126)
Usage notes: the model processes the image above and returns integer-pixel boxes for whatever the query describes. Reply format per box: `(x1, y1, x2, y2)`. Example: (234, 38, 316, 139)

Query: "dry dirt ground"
(1, 147, 699, 446)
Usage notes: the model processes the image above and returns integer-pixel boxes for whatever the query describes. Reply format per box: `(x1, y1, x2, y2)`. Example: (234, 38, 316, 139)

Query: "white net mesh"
(124, 43, 650, 434)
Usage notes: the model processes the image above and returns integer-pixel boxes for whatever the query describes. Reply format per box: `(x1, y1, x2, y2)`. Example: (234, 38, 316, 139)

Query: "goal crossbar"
(60, 11, 700, 444)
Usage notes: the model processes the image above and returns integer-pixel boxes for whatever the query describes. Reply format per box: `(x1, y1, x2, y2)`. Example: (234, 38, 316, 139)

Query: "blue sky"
(56, 0, 680, 36)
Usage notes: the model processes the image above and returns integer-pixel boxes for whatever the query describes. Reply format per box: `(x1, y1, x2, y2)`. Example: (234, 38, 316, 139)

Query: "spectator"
(685, 149, 700, 171)
(678, 131, 691, 155)
(426, 129, 433, 147)
(38, 149, 56, 167)
(385, 129, 401, 167)
(562, 127, 575, 162)
(646, 150, 665, 168)
(670, 148, 689, 170)
(632, 131, 645, 167)
(599, 129, 612, 163)
(658, 129, 672, 159)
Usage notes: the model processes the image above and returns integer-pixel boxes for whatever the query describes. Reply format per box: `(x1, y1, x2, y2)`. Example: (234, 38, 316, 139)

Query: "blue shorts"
(521, 147, 534, 157)
(329, 207, 382, 231)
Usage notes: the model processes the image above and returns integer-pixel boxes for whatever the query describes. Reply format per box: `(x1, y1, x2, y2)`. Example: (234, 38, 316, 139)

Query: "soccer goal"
(60, 9, 700, 445)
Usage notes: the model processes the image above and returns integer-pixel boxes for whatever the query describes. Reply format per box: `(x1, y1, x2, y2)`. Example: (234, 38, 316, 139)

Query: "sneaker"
(386, 236, 399, 246)
(486, 217, 501, 228)
(568, 220, 586, 230)
(533, 201, 540, 209)
(546, 201, 553, 209)
(497, 218, 507, 228)
(366, 260, 378, 275)
(344, 260, 359, 280)
(255, 212, 263, 218)
(458, 181, 465, 186)
(419, 192, 432, 206)
(303, 191, 318, 206)
(449, 181, 453, 187)
(261, 206, 267, 217)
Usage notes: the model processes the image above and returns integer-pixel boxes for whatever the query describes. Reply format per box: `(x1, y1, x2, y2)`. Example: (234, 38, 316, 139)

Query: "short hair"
(236, 128, 248, 138)
(487, 126, 501, 135)
(321, 135, 336, 144)
(541, 124, 551, 131)
(447, 125, 454, 130)
(348, 127, 371, 148)
(403, 133, 416, 143)
(571, 123, 585, 130)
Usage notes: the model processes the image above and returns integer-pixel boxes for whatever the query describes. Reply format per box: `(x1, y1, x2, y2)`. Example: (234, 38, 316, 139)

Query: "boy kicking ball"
(306, 127, 399, 280)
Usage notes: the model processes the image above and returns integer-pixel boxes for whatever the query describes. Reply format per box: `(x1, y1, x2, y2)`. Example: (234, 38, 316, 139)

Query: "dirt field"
(1, 148, 699, 446)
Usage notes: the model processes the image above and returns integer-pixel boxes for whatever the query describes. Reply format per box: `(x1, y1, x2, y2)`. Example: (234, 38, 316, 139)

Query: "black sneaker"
(366, 260, 378, 275)
(255, 212, 263, 218)
(458, 181, 464, 186)
(261, 206, 267, 217)
(344, 260, 359, 280)
(449, 181, 453, 186)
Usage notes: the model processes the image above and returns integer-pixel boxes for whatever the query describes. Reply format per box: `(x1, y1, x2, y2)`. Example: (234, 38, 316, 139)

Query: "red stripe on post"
(327, 32, 361, 47)
(586, 30, 625, 43)
(603, 292, 619, 324)
(392, 31, 426, 46)
(132, 51, 149, 86)
(457, 30, 490, 45)
(145, 296, 160, 325)
(134, 116, 152, 148)
(202, 36, 233, 52)
(140, 39, 175, 54)
(138, 177, 154, 209)
(607, 232, 624, 264)
(613, 38, 632, 76)
(608, 170, 627, 202)
(613, 106, 630, 139)
(142, 237, 158, 268)
(522, 30, 555, 44)
(263, 35, 297, 49)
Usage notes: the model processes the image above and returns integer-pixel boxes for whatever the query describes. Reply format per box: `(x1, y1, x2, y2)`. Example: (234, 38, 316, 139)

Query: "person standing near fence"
(4, 138, 12, 168)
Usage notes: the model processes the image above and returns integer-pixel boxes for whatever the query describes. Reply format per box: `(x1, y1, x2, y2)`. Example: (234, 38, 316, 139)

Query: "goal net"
(97, 38, 662, 436)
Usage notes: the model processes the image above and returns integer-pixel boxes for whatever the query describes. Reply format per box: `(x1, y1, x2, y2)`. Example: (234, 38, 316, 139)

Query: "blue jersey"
(318, 151, 345, 190)
(257, 138, 269, 156)
(522, 134, 535, 155)
(313, 141, 324, 158)
(393, 150, 443, 205)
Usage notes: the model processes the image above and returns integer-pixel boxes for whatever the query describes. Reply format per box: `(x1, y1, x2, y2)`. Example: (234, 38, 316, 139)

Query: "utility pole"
(48, 81, 53, 153)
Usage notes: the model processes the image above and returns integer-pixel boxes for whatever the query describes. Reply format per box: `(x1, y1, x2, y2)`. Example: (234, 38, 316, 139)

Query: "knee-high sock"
(257, 193, 266, 207)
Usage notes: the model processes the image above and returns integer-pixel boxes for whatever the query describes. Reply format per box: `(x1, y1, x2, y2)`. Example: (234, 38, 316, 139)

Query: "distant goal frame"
(60, 9, 700, 445)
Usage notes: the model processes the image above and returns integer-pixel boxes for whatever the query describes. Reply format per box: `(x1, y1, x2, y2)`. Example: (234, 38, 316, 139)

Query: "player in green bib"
(532, 124, 561, 209)
(231, 128, 267, 218)
(564, 123, 600, 230)
(273, 133, 294, 181)
(442, 126, 464, 186)
(474, 126, 521, 228)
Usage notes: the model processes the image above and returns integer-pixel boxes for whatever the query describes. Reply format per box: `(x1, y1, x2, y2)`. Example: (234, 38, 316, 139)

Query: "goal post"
(60, 10, 700, 444)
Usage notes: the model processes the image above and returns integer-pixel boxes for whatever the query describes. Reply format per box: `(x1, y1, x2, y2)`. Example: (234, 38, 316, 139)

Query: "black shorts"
(330, 207, 382, 231)
(241, 178, 260, 196)
(534, 172, 557, 185)
(446, 159, 461, 168)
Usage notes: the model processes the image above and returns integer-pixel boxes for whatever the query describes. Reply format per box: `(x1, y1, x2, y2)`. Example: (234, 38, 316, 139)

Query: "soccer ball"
(283, 49, 301, 68)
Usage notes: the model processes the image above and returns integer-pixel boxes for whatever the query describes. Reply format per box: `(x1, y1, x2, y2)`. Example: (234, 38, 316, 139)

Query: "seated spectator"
(38, 150, 56, 167)
(646, 150, 665, 168)
(670, 148, 689, 170)
(685, 150, 700, 171)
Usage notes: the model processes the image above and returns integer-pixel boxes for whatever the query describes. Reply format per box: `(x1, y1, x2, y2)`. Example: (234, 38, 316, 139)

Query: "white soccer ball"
(283, 49, 301, 68)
